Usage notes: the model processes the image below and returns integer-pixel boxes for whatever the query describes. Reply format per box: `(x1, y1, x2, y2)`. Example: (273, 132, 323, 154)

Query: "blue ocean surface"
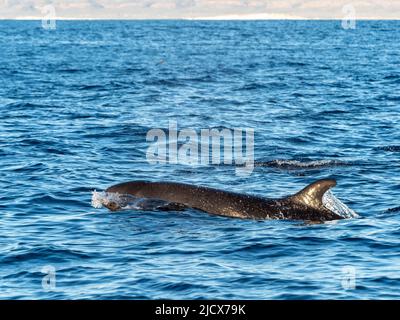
(0, 20, 399, 299)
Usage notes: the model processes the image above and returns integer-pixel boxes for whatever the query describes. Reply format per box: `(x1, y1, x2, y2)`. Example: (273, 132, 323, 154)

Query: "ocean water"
(0, 20, 399, 299)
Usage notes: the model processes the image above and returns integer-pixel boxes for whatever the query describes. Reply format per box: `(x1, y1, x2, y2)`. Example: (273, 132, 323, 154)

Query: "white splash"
(260, 159, 348, 168)
(323, 190, 359, 219)
(91, 191, 165, 211)
(91, 190, 126, 209)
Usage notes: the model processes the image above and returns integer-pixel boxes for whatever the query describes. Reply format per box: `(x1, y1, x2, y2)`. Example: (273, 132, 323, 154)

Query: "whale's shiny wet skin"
(105, 179, 344, 221)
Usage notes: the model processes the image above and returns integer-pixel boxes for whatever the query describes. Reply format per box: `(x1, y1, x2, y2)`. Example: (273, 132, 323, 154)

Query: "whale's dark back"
(107, 181, 268, 218)
(106, 180, 343, 221)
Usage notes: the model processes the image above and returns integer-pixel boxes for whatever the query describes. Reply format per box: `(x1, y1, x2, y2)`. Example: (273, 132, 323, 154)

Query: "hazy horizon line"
(1, 17, 399, 21)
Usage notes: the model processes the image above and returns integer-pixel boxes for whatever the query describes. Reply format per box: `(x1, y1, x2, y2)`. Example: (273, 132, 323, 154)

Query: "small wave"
(142, 78, 183, 87)
(12, 162, 48, 173)
(383, 74, 400, 80)
(375, 94, 400, 102)
(235, 83, 268, 91)
(285, 137, 310, 144)
(322, 190, 358, 219)
(1, 246, 93, 264)
(156, 281, 209, 292)
(286, 61, 308, 67)
(375, 146, 400, 152)
(77, 84, 105, 90)
(31, 194, 85, 207)
(225, 243, 280, 253)
(182, 75, 214, 83)
(317, 109, 349, 115)
(18, 138, 43, 146)
(382, 74, 400, 84)
(57, 68, 82, 73)
(2, 102, 49, 110)
(255, 159, 350, 169)
(386, 206, 400, 213)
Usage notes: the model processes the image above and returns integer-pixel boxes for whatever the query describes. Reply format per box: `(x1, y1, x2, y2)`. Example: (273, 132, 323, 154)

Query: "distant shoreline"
(1, 18, 400, 21)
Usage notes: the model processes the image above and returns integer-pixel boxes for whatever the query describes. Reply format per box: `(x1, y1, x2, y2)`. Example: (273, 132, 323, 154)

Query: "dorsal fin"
(291, 179, 337, 209)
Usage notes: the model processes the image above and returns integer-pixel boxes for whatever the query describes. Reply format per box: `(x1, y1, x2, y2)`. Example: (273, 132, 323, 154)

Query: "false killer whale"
(103, 178, 344, 221)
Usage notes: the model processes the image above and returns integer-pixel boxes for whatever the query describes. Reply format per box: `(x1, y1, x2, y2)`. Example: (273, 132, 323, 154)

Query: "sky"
(0, 0, 399, 19)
